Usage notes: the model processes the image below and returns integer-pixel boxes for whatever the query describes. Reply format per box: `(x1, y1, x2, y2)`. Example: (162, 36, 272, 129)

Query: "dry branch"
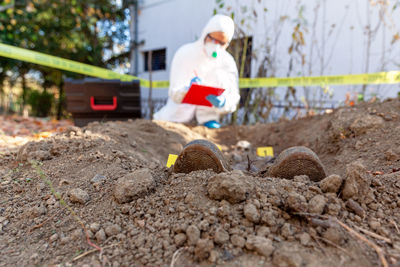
(28, 210, 62, 233)
(353, 225, 391, 244)
(334, 218, 388, 267)
(314, 235, 353, 258)
(72, 243, 118, 262)
(390, 220, 400, 234)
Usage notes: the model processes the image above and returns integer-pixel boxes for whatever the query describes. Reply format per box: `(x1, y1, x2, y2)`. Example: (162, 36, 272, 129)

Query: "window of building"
(144, 48, 166, 71)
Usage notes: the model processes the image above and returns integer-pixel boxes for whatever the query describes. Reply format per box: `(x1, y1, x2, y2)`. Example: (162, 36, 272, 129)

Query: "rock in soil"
(246, 235, 275, 257)
(68, 188, 90, 204)
(346, 199, 365, 218)
(105, 224, 121, 237)
(231, 234, 245, 248)
(308, 194, 326, 214)
(214, 228, 230, 245)
(341, 161, 372, 202)
(322, 227, 344, 245)
(95, 229, 106, 242)
(207, 171, 254, 204)
(113, 168, 155, 204)
(244, 203, 260, 223)
(174, 233, 187, 247)
(195, 238, 214, 261)
(319, 174, 343, 193)
(285, 192, 307, 213)
(186, 225, 200, 245)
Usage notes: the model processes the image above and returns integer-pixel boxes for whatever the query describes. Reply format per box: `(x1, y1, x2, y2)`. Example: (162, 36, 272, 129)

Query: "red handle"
(90, 96, 117, 111)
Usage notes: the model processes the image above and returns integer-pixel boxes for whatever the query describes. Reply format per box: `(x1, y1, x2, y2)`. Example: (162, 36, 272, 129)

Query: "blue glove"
(206, 94, 226, 108)
(189, 77, 202, 86)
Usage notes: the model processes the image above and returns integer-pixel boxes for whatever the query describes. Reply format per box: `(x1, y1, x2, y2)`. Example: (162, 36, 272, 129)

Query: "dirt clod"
(319, 174, 343, 193)
(95, 229, 106, 242)
(194, 238, 214, 261)
(346, 199, 365, 218)
(174, 233, 187, 247)
(298, 232, 311, 246)
(30, 205, 47, 218)
(308, 195, 326, 214)
(104, 224, 121, 237)
(231, 234, 245, 248)
(113, 168, 155, 204)
(257, 226, 271, 237)
(186, 225, 200, 245)
(90, 222, 100, 232)
(285, 192, 307, 213)
(341, 161, 372, 202)
(322, 227, 344, 245)
(244, 203, 260, 223)
(214, 228, 230, 245)
(246, 235, 274, 257)
(207, 171, 253, 204)
(68, 188, 90, 204)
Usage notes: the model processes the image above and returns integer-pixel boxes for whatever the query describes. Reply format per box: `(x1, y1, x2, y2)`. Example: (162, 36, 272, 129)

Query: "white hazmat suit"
(153, 15, 240, 124)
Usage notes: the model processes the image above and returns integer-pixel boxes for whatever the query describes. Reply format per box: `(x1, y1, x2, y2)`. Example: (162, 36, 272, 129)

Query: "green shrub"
(27, 90, 54, 117)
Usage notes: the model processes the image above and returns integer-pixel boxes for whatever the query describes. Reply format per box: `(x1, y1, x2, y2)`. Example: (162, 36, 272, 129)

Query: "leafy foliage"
(27, 89, 54, 117)
(0, 0, 129, 116)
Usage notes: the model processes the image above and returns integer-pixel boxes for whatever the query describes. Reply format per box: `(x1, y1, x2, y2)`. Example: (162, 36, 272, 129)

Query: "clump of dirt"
(1, 98, 400, 266)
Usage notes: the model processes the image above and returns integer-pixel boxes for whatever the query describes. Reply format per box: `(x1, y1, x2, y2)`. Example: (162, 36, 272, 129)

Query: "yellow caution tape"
(0, 42, 142, 82)
(1, 43, 399, 89)
(257, 147, 274, 157)
(239, 72, 400, 88)
(166, 154, 178, 168)
(216, 145, 222, 151)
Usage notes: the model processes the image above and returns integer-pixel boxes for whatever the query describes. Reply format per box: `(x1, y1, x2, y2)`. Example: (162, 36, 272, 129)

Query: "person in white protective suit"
(153, 14, 240, 129)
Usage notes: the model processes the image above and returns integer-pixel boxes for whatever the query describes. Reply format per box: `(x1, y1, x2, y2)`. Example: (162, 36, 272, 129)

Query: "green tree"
(0, 0, 129, 118)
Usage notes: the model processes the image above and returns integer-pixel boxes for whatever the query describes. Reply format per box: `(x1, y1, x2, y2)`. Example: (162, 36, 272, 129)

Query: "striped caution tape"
(1, 43, 400, 89)
(0, 42, 142, 82)
(239, 71, 400, 88)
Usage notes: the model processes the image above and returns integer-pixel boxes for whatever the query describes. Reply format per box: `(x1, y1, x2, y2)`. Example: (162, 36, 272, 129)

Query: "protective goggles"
(206, 34, 227, 46)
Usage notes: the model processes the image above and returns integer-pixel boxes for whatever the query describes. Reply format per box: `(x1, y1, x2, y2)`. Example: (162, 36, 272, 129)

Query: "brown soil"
(1, 98, 400, 267)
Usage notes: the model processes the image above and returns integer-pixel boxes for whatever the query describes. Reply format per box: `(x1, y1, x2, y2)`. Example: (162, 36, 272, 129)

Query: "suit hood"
(199, 14, 235, 44)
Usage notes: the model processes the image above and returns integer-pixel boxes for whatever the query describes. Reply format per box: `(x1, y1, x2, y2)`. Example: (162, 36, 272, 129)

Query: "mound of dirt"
(1, 98, 400, 266)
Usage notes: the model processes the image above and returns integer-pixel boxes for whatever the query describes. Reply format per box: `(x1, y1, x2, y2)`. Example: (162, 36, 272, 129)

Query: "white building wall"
(137, 0, 400, 102)
(137, 0, 215, 99)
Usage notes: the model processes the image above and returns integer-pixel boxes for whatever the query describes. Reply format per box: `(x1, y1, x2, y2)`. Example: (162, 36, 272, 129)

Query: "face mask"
(204, 43, 221, 59)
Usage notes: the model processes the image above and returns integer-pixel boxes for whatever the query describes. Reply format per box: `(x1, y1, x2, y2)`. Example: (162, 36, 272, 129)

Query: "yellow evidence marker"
(166, 154, 178, 168)
(257, 147, 274, 157)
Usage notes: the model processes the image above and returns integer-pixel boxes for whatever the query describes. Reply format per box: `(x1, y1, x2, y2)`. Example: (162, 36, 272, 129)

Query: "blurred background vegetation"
(0, 0, 130, 118)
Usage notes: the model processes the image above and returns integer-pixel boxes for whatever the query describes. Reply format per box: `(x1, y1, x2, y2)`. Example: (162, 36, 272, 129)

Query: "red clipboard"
(181, 84, 225, 107)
